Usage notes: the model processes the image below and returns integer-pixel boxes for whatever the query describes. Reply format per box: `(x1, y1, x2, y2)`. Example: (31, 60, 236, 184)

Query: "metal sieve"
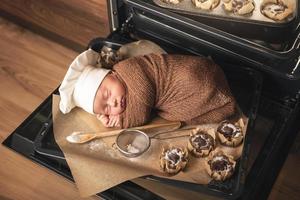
(115, 130, 151, 157)
(115, 126, 196, 157)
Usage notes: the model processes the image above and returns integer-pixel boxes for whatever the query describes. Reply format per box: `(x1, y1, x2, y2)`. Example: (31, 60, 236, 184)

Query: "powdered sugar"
(88, 140, 119, 158)
(126, 144, 140, 154)
(88, 140, 105, 151)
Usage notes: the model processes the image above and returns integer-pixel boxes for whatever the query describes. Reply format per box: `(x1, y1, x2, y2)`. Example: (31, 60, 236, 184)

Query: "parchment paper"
(52, 95, 248, 197)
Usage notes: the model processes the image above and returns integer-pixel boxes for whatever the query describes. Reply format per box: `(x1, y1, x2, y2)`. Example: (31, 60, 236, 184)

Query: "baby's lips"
(121, 96, 126, 108)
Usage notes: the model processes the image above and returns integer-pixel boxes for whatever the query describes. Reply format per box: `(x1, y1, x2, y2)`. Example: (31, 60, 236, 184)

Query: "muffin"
(217, 120, 244, 147)
(160, 147, 189, 174)
(188, 128, 215, 157)
(192, 0, 220, 10)
(205, 150, 236, 181)
(222, 0, 255, 15)
(261, 0, 295, 21)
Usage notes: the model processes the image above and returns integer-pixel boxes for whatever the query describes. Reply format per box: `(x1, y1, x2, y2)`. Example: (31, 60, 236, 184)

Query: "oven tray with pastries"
(151, 0, 299, 42)
(32, 38, 263, 199)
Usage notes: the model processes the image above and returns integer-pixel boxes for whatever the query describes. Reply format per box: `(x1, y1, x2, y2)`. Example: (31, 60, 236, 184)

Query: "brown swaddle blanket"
(113, 53, 237, 128)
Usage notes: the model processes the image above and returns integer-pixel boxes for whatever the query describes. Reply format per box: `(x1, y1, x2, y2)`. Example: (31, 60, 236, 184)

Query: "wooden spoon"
(66, 121, 182, 144)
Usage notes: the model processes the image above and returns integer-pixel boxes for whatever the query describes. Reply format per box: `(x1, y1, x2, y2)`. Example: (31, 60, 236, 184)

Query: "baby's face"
(93, 73, 126, 115)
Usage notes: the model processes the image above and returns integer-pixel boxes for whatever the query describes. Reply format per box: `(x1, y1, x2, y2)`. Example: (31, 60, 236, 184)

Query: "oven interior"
(115, 0, 300, 82)
(3, 0, 300, 199)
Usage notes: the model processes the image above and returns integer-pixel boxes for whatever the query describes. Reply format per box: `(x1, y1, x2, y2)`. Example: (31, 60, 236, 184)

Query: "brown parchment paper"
(52, 95, 248, 197)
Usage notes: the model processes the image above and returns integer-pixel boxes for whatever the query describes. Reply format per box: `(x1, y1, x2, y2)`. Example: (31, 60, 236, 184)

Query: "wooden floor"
(0, 17, 299, 200)
(0, 0, 109, 50)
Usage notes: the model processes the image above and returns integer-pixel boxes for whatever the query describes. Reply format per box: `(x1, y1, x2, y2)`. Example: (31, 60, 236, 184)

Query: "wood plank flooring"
(0, 16, 299, 200)
(0, 17, 99, 200)
(0, 0, 109, 51)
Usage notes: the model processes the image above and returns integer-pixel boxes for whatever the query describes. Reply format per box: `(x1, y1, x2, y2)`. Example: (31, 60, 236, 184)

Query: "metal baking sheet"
(153, 0, 297, 24)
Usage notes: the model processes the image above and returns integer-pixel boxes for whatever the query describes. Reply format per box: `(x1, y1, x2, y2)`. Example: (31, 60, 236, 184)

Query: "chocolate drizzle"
(191, 132, 214, 151)
(208, 155, 234, 173)
(168, 152, 180, 163)
(164, 148, 185, 166)
(232, 0, 246, 10)
(217, 121, 242, 141)
(263, 2, 287, 15)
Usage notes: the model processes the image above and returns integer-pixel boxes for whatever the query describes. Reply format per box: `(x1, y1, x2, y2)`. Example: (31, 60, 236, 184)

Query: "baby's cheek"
(110, 108, 119, 115)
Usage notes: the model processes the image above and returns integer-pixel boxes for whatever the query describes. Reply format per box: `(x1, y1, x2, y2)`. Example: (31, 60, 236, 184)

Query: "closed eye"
(103, 90, 109, 99)
(105, 105, 111, 115)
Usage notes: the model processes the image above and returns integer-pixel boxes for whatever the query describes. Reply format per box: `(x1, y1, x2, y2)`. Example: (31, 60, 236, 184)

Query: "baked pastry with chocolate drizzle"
(160, 147, 189, 174)
(97, 46, 121, 69)
(217, 120, 244, 147)
(222, 0, 255, 15)
(192, 0, 220, 10)
(188, 128, 215, 157)
(261, 0, 295, 21)
(162, 0, 183, 5)
(205, 150, 236, 181)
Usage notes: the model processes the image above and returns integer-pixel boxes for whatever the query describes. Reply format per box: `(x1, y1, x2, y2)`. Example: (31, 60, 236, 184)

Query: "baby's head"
(93, 71, 126, 115)
(59, 64, 126, 116)
(74, 68, 126, 115)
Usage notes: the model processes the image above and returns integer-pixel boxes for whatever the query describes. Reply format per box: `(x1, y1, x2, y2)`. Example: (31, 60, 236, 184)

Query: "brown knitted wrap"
(113, 54, 237, 128)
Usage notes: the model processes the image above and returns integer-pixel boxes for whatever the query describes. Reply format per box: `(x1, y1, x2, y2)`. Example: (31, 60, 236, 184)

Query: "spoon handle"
(93, 121, 182, 138)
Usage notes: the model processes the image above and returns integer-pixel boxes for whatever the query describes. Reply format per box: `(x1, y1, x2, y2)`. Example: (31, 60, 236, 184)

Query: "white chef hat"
(59, 48, 110, 114)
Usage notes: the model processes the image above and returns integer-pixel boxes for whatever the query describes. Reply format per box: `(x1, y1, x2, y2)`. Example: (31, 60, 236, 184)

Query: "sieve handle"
(150, 126, 198, 140)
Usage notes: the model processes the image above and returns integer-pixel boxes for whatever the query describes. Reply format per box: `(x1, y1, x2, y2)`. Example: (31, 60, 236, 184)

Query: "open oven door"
(3, 0, 300, 199)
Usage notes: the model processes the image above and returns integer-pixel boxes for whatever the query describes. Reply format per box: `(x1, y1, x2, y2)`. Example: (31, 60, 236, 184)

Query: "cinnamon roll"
(217, 120, 244, 147)
(188, 128, 215, 157)
(192, 0, 220, 10)
(160, 147, 189, 174)
(222, 0, 255, 15)
(261, 0, 294, 21)
(205, 150, 236, 181)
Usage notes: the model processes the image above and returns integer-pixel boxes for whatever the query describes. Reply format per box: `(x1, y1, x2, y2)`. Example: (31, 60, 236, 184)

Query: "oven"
(2, 0, 300, 199)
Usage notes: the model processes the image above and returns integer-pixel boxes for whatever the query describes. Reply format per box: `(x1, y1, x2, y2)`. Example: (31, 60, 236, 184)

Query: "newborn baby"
(59, 40, 166, 127)
(59, 49, 126, 127)
(59, 40, 237, 128)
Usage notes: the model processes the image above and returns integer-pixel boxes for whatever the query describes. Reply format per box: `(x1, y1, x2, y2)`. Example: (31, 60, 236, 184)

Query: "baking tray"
(149, 0, 299, 42)
(33, 39, 262, 199)
(154, 0, 298, 23)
